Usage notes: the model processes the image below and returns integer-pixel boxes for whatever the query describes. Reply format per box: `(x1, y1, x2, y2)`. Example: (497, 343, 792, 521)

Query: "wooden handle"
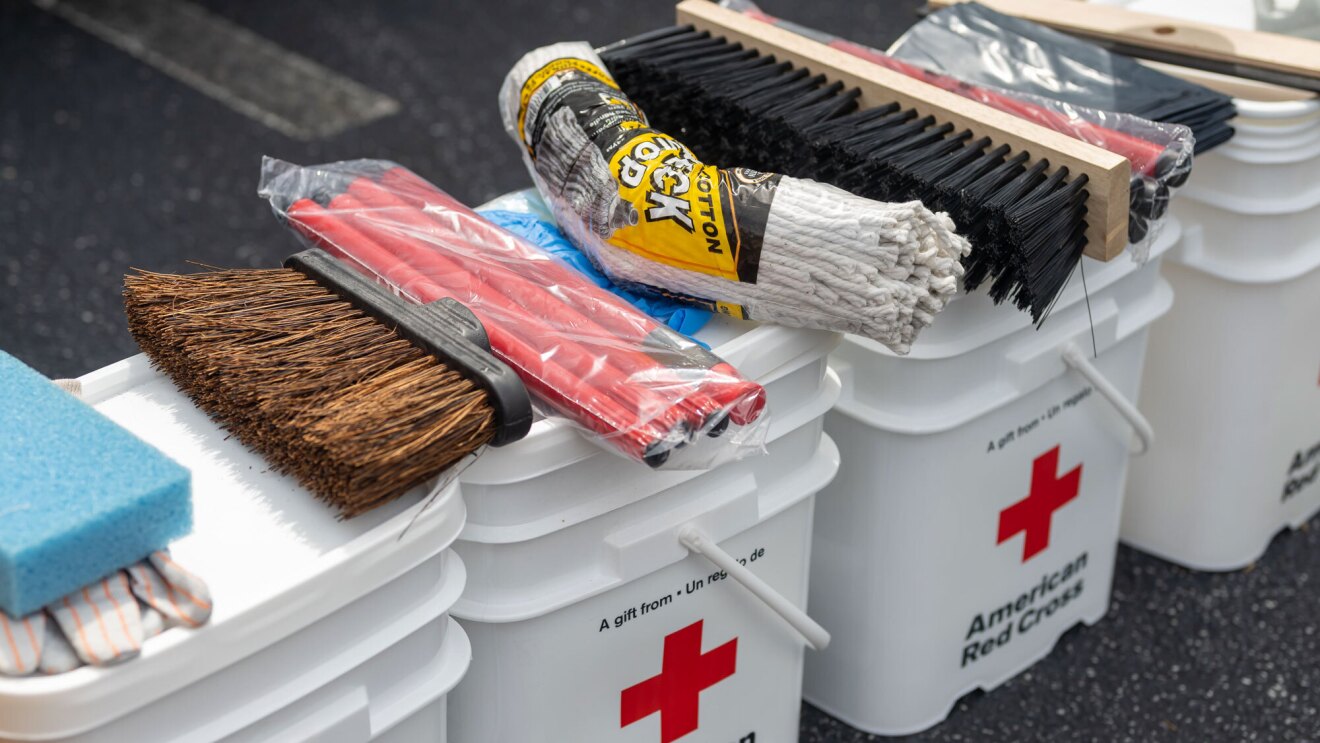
(1141, 60, 1318, 102)
(677, 0, 1131, 261)
(929, 0, 1320, 83)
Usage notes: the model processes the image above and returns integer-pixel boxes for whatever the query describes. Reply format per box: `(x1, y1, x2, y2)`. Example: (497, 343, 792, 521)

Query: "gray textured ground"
(2, 1, 1314, 740)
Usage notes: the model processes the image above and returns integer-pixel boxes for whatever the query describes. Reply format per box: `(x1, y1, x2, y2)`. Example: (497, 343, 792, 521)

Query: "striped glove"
(0, 550, 211, 675)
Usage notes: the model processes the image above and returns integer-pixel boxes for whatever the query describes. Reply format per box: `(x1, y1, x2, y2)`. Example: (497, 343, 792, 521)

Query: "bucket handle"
(677, 525, 831, 651)
(1061, 344, 1154, 455)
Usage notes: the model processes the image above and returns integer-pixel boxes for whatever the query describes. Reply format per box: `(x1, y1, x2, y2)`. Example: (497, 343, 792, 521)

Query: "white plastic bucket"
(803, 224, 1178, 735)
(1124, 93, 1320, 570)
(1178, 99, 1320, 214)
(448, 321, 841, 743)
(0, 356, 472, 742)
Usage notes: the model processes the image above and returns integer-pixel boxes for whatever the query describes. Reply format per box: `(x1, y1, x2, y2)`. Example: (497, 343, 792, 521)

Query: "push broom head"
(600, 26, 1091, 324)
(123, 248, 533, 518)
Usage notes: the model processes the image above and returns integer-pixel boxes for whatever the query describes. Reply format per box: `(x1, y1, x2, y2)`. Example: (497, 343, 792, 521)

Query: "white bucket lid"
(0, 356, 469, 740)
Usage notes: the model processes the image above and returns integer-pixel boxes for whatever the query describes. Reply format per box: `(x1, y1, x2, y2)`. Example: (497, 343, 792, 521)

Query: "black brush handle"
(285, 248, 534, 446)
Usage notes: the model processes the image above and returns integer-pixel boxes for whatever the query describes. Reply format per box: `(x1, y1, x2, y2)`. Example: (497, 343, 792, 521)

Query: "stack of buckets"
(1125, 93, 1320, 569)
(449, 319, 843, 741)
(0, 356, 474, 742)
(802, 223, 1180, 734)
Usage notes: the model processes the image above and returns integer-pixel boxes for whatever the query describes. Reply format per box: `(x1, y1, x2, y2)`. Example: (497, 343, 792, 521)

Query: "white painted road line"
(34, 0, 401, 140)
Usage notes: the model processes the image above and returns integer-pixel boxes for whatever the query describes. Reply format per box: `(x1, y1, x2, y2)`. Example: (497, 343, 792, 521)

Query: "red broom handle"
(330, 184, 711, 435)
(315, 194, 685, 451)
(343, 177, 733, 427)
(380, 167, 687, 342)
(286, 199, 669, 461)
(735, 6, 1169, 175)
(376, 167, 766, 425)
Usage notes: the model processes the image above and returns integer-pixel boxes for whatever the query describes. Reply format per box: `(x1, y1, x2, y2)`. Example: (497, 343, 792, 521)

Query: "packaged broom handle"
(500, 42, 971, 354)
(261, 157, 772, 470)
(332, 178, 763, 432)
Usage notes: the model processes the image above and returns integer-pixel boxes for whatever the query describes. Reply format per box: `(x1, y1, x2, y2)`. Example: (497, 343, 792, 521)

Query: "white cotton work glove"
(0, 550, 211, 676)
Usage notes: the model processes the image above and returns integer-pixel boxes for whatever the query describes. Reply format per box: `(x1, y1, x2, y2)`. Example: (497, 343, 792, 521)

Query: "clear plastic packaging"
(258, 157, 769, 470)
(885, 2, 1236, 150)
(718, 0, 1195, 259)
(475, 189, 714, 337)
(498, 42, 970, 354)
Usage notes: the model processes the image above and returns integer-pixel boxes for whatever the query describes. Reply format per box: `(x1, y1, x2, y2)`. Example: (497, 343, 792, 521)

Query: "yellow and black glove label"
(607, 131, 776, 285)
(518, 56, 780, 302)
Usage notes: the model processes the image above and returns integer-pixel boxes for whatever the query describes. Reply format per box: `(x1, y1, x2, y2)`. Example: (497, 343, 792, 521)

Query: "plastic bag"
(888, 2, 1236, 151)
(717, 0, 1194, 259)
(258, 157, 768, 470)
(475, 191, 713, 337)
(499, 42, 970, 354)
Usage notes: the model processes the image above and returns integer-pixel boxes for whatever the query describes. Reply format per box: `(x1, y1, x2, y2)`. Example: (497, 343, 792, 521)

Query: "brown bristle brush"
(123, 247, 533, 518)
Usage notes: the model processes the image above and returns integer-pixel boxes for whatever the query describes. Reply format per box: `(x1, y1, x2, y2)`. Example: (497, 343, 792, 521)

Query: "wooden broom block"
(676, 0, 1131, 261)
(929, 0, 1320, 83)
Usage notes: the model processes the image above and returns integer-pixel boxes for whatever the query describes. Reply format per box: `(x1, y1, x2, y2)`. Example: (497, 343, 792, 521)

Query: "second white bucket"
(1124, 92, 1320, 571)
(448, 320, 840, 743)
(804, 224, 1178, 735)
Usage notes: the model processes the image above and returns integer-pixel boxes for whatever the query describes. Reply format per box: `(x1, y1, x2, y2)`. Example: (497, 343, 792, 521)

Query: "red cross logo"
(997, 446, 1082, 562)
(620, 619, 737, 743)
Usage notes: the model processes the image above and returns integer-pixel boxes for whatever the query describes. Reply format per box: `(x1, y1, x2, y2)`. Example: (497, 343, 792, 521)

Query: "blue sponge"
(0, 351, 191, 617)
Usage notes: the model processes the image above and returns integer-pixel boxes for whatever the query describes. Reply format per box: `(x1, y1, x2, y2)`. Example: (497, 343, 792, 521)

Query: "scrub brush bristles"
(124, 267, 497, 518)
